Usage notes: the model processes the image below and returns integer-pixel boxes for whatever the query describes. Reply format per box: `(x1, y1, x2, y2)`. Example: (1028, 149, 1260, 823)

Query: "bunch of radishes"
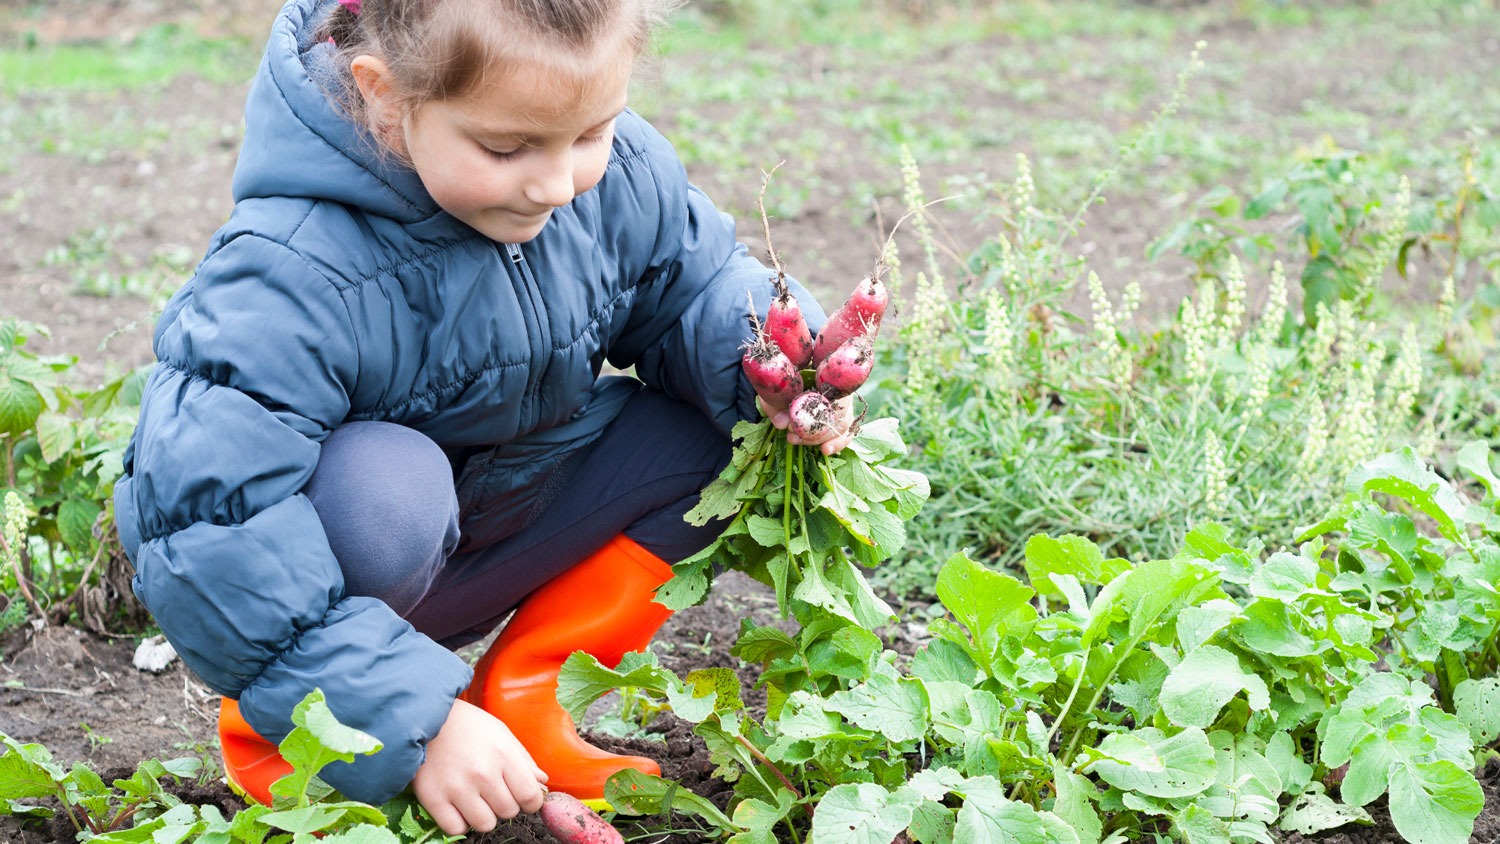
(743, 273, 888, 441)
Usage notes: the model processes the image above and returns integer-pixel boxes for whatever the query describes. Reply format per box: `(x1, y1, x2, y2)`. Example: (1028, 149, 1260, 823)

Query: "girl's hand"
(759, 396, 856, 455)
(414, 698, 548, 836)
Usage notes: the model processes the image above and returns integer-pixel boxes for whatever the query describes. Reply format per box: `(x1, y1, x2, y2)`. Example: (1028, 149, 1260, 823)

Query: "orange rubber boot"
(218, 697, 291, 806)
(461, 534, 674, 803)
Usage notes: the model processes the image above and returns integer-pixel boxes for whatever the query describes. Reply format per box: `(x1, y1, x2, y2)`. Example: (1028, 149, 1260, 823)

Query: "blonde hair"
(317, 0, 680, 160)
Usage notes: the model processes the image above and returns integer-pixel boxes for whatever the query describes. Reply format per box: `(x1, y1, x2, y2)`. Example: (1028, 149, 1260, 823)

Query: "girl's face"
(358, 48, 633, 243)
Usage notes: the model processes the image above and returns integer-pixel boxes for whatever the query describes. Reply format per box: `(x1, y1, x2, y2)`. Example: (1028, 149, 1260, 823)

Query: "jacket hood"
(231, 0, 441, 222)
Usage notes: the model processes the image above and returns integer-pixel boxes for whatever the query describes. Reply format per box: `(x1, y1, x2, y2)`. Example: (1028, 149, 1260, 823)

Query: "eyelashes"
(478, 131, 611, 162)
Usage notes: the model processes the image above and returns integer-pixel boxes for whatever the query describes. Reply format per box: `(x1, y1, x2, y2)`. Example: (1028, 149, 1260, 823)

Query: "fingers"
(756, 396, 792, 428)
(456, 792, 501, 833)
(502, 762, 546, 815)
(820, 432, 855, 455)
(478, 777, 522, 822)
(414, 699, 551, 835)
(424, 801, 469, 838)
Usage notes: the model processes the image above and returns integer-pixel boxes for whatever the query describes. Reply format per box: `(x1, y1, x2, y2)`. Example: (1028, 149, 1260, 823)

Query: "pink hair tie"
(339, 0, 361, 13)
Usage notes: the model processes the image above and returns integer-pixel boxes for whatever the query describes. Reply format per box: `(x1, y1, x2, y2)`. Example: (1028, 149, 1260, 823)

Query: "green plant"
(1238, 146, 1412, 320)
(80, 723, 113, 753)
(562, 443, 1500, 844)
(1, 689, 465, 843)
(0, 317, 151, 631)
(861, 129, 1500, 602)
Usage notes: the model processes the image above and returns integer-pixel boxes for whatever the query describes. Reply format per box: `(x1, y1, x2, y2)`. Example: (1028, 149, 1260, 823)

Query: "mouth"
(507, 208, 553, 220)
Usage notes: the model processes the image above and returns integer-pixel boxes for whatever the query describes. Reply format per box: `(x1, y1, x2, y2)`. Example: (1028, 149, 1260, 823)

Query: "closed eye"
(479, 142, 522, 162)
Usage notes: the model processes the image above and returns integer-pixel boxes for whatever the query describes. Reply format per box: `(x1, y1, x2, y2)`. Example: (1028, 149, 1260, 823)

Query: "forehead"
(455, 43, 634, 137)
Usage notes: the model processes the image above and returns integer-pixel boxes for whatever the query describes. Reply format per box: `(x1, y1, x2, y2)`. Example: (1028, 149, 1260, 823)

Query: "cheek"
(432, 168, 506, 215)
(572, 141, 615, 195)
(407, 127, 514, 215)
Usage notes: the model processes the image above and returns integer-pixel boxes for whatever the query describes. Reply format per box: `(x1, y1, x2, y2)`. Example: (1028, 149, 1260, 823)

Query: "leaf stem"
(1044, 651, 1089, 750)
(52, 782, 90, 834)
(784, 440, 793, 552)
(734, 734, 804, 804)
(1061, 636, 1147, 765)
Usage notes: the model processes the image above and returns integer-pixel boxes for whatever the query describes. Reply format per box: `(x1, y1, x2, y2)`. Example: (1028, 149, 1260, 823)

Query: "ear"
(350, 54, 399, 126)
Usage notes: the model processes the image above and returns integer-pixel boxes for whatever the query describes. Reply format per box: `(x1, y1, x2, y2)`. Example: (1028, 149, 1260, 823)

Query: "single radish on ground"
(539, 790, 624, 844)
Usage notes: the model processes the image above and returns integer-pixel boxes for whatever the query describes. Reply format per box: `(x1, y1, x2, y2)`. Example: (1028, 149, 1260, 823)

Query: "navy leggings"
(300, 389, 732, 649)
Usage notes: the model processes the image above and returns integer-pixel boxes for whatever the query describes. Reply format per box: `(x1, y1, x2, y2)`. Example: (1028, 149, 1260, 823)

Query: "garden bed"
(5, 569, 1500, 843)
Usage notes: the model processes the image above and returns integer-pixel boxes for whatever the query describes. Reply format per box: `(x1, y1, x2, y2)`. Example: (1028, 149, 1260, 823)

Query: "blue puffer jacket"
(112, 0, 824, 802)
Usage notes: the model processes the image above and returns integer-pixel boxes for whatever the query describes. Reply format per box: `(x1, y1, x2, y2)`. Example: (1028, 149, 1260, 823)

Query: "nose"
(522, 147, 576, 209)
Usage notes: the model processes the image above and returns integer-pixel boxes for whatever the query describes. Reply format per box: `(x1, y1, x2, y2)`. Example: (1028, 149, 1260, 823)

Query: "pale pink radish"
(766, 290, 814, 369)
(743, 335, 803, 410)
(811, 276, 888, 366)
(788, 391, 836, 441)
(539, 790, 624, 844)
(814, 336, 874, 400)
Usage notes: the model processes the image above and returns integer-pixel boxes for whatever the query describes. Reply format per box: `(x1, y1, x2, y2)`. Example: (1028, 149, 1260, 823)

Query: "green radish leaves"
(664, 416, 927, 624)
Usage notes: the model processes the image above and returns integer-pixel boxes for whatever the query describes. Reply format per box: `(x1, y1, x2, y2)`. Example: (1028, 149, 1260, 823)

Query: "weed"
(79, 722, 113, 753)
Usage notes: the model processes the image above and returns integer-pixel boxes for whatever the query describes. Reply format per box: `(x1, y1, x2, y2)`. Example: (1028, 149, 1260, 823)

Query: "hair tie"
(339, 0, 361, 14)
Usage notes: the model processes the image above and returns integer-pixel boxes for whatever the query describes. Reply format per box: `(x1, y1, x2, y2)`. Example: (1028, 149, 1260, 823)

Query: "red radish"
(743, 334, 803, 410)
(788, 391, 835, 441)
(815, 336, 874, 400)
(539, 790, 624, 844)
(811, 276, 888, 366)
(766, 290, 814, 369)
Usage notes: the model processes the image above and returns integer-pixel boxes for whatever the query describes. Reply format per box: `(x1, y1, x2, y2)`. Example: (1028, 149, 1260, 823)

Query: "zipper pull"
(506, 243, 524, 264)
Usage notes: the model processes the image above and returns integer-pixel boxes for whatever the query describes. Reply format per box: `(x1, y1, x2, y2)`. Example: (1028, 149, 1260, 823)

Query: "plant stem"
(734, 734, 803, 801)
(0, 529, 45, 619)
(53, 782, 90, 834)
(784, 440, 793, 551)
(1044, 651, 1089, 750)
(54, 519, 113, 625)
(106, 801, 146, 833)
(1061, 639, 1145, 765)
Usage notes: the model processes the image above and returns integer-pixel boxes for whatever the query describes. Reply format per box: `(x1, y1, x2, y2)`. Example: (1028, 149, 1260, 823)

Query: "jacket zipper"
(507, 242, 552, 430)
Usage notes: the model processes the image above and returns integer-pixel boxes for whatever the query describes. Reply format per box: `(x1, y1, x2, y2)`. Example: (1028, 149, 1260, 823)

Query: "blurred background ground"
(2, 0, 1496, 386)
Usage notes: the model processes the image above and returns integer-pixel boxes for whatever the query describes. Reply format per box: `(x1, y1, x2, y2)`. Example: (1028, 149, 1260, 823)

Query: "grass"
(0, 24, 258, 94)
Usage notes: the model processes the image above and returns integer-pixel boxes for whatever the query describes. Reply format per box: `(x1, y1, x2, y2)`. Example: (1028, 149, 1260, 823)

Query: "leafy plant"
(860, 132, 1500, 602)
(1237, 147, 1412, 320)
(565, 442, 1500, 844)
(0, 317, 151, 632)
(1, 688, 463, 843)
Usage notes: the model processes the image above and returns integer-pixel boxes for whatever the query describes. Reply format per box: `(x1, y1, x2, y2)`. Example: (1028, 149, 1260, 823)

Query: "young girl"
(111, 0, 853, 835)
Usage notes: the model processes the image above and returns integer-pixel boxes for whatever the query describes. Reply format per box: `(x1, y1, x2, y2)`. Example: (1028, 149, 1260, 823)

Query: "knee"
(303, 422, 458, 613)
